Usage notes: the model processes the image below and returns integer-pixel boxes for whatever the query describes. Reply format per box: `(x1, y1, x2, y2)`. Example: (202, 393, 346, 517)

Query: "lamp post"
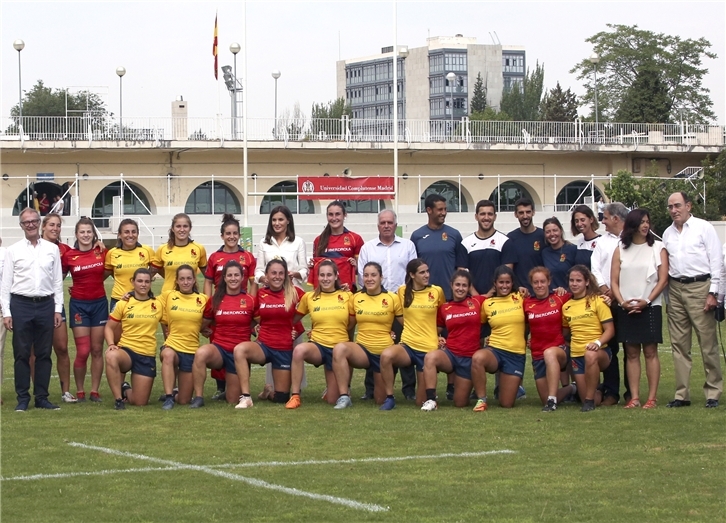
(230, 43, 241, 139)
(446, 71, 456, 140)
(116, 66, 126, 138)
(271, 70, 281, 139)
(13, 39, 24, 136)
(589, 52, 600, 133)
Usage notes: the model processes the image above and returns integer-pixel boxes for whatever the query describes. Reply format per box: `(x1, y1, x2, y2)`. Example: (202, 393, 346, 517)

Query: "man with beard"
(502, 198, 545, 293)
(461, 200, 510, 296)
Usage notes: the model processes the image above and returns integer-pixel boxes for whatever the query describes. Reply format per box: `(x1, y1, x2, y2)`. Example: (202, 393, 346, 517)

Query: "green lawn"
(1, 277, 724, 522)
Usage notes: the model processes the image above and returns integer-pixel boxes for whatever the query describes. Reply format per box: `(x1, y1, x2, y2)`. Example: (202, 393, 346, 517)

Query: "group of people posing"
(1, 189, 722, 413)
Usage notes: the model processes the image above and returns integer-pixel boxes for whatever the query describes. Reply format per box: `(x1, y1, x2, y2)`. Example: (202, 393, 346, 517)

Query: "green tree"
(470, 72, 487, 114)
(570, 24, 716, 123)
(500, 61, 544, 120)
(8, 80, 110, 137)
(615, 66, 671, 123)
(309, 97, 351, 139)
(469, 107, 512, 121)
(540, 82, 578, 121)
(604, 167, 671, 234)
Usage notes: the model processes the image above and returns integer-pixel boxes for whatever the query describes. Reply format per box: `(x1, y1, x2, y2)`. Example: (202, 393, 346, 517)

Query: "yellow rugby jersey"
(397, 284, 446, 353)
(562, 295, 613, 357)
(482, 292, 527, 354)
(350, 291, 403, 354)
(105, 245, 154, 300)
(109, 296, 163, 357)
(153, 242, 208, 294)
(160, 290, 208, 354)
(296, 290, 353, 347)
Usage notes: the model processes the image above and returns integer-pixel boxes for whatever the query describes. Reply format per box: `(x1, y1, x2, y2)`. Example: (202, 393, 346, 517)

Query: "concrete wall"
(467, 44, 503, 109)
(403, 46, 430, 121)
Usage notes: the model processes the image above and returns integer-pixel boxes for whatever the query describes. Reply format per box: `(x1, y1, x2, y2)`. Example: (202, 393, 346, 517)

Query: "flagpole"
(242, 1, 248, 228)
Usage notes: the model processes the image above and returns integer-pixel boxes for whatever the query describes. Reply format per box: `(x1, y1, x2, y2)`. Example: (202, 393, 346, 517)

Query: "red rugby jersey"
(308, 230, 364, 288)
(523, 293, 571, 360)
(62, 247, 107, 300)
(203, 292, 255, 351)
(437, 295, 486, 358)
(254, 286, 306, 351)
(204, 247, 257, 287)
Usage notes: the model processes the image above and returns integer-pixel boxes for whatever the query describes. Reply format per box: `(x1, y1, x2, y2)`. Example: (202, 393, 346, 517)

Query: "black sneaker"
(15, 400, 29, 412)
(446, 384, 455, 401)
(542, 399, 557, 412)
(705, 399, 719, 408)
(121, 381, 131, 401)
(666, 399, 691, 408)
(35, 398, 60, 410)
(114, 398, 126, 410)
(189, 396, 205, 409)
(581, 399, 595, 412)
(360, 392, 374, 400)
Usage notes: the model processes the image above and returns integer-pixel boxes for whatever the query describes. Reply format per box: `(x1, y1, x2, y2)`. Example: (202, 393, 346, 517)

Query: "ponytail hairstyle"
(167, 213, 192, 249)
(115, 218, 142, 249)
(265, 258, 299, 311)
(174, 264, 199, 294)
(315, 200, 347, 257)
(129, 267, 155, 299)
(450, 269, 472, 295)
(313, 259, 342, 299)
(73, 216, 99, 250)
(213, 260, 243, 310)
(403, 258, 428, 308)
(362, 261, 386, 294)
(568, 264, 600, 299)
(220, 213, 241, 236)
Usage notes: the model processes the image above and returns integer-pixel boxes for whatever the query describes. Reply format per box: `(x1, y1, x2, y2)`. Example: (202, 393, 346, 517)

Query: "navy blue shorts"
(402, 343, 426, 373)
(259, 342, 292, 371)
(214, 344, 237, 374)
(163, 346, 195, 373)
(313, 342, 334, 371)
(572, 347, 612, 375)
(360, 344, 381, 373)
(60, 305, 67, 323)
(109, 298, 119, 313)
(121, 346, 157, 378)
(443, 348, 472, 380)
(485, 347, 525, 377)
(531, 345, 568, 380)
(69, 297, 108, 328)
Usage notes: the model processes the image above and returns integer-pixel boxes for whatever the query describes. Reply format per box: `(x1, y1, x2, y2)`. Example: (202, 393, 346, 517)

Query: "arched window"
(488, 181, 533, 212)
(185, 181, 241, 214)
(260, 181, 314, 214)
(91, 182, 151, 228)
(419, 181, 467, 212)
(13, 181, 68, 216)
(340, 199, 385, 214)
(556, 181, 603, 211)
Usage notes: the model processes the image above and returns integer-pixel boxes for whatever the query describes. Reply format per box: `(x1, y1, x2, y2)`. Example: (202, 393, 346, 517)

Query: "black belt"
(11, 293, 54, 303)
(669, 274, 710, 284)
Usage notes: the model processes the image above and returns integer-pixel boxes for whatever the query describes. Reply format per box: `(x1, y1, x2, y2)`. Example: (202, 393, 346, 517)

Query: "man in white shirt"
(0, 239, 5, 405)
(590, 202, 630, 405)
(662, 192, 723, 408)
(357, 210, 417, 400)
(1, 208, 64, 411)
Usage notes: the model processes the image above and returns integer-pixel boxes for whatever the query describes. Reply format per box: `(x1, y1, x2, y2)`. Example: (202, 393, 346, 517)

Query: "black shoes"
(15, 400, 29, 412)
(360, 392, 373, 400)
(581, 399, 595, 412)
(542, 399, 557, 412)
(114, 399, 126, 410)
(446, 384, 455, 401)
(666, 399, 691, 408)
(35, 398, 60, 410)
(705, 399, 719, 408)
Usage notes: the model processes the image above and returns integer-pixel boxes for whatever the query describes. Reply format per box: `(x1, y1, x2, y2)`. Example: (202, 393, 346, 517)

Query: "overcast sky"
(2, 1, 724, 124)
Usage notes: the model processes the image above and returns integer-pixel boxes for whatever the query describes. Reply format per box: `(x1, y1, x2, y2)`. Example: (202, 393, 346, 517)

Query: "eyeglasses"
(20, 219, 40, 227)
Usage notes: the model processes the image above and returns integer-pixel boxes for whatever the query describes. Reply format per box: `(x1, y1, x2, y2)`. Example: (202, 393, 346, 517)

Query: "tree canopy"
(614, 66, 671, 123)
(470, 73, 487, 114)
(570, 24, 717, 123)
(310, 97, 351, 120)
(540, 82, 578, 122)
(499, 61, 544, 121)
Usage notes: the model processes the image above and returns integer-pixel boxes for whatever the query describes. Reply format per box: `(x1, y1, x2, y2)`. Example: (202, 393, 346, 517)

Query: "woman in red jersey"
(203, 213, 257, 400)
(233, 259, 305, 409)
(190, 261, 255, 407)
(524, 267, 577, 412)
(61, 217, 108, 402)
(421, 270, 484, 411)
(308, 200, 363, 290)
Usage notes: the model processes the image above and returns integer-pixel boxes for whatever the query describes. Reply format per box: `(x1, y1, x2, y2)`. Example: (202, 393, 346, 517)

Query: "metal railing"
(2, 115, 724, 147)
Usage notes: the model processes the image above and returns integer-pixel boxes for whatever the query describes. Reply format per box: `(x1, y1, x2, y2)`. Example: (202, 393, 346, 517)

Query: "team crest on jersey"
(343, 236, 351, 245)
(428, 292, 435, 302)
(467, 299, 475, 309)
(591, 241, 597, 249)
(511, 294, 519, 303)
(549, 297, 557, 307)
(381, 299, 389, 307)
(95, 251, 103, 259)
(196, 297, 203, 306)
(191, 249, 197, 257)
(337, 294, 344, 302)
(74, 313, 82, 325)
(585, 299, 591, 310)
(441, 232, 448, 241)
(490, 239, 496, 246)
(533, 241, 540, 251)
(139, 252, 146, 259)
(560, 253, 566, 262)
(240, 298, 247, 308)
(151, 302, 157, 310)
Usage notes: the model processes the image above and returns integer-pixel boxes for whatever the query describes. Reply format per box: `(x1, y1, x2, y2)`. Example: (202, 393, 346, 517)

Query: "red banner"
(297, 177, 394, 200)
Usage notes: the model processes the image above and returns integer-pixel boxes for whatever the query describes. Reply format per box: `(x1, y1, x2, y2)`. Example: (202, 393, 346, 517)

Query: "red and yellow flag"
(213, 13, 218, 80)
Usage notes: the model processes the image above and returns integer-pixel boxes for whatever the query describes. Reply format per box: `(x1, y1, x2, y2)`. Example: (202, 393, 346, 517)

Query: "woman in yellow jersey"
(151, 213, 208, 295)
(562, 264, 614, 412)
(470, 265, 527, 410)
(104, 219, 154, 312)
(158, 265, 208, 409)
(104, 268, 163, 410)
(285, 260, 354, 409)
(331, 262, 403, 409)
(379, 259, 446, 411)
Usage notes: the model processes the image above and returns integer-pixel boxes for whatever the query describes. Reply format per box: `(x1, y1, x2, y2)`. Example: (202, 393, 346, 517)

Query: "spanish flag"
(213, 13, 218, 80)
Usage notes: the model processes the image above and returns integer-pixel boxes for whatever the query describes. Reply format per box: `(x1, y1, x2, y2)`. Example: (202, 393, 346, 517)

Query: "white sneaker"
(334, 395, 352, 409)
(61, 391, 78, 403)
(421, 399, 438, 411)
(235, 396, 254, 409)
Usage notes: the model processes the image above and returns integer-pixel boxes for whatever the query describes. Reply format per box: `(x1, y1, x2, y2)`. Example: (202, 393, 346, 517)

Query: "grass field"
(1, 277, 725, 522)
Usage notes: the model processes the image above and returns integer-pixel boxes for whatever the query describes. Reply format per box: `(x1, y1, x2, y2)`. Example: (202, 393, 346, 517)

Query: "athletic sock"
(291, 392, 300, 397)
(426, 388, 437, 401)
(339, 393, 349, 398)
(386, 394, 394, 400)
(241, 393, 251, 398)
(548, 395, 557, 403)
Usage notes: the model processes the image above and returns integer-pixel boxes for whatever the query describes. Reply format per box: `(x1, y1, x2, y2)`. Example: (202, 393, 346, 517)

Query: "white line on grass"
(1, 466, 181, 481)
(67, 442, 389, 513)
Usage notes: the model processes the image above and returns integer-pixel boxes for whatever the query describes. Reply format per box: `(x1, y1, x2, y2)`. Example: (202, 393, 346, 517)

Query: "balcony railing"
(1, 116, 724, 147)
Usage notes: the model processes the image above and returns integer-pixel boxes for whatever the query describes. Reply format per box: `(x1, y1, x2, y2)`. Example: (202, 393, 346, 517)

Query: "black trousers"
(364, 319, 416, 397)
(11, 295, 55, 402)
(601, 305, 630, 401)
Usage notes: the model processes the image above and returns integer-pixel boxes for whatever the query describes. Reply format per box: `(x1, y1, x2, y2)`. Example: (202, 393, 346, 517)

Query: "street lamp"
(446, 71, 456, 140)
(230, 43, 241, 139)
(116, 66, 126, 138)
(271, 70, 281, 138)
(13, 39, 24, 136)
(589, 52, 600, 131)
